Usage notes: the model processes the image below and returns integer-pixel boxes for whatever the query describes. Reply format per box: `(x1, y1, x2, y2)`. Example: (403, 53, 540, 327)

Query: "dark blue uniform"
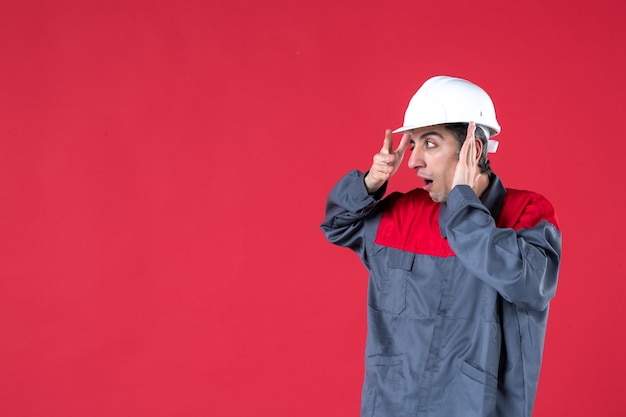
(321, 170, 561, 417)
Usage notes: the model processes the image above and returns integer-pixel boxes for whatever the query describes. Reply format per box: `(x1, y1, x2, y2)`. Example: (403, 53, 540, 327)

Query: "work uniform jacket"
(321, 171, 561, 417)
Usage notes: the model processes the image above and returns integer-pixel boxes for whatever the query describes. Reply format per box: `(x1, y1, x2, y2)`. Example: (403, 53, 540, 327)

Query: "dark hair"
(443, 123, 492, 176)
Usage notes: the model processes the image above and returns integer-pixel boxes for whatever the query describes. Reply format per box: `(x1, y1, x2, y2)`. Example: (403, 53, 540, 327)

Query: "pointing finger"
(380, 129, 393, 154)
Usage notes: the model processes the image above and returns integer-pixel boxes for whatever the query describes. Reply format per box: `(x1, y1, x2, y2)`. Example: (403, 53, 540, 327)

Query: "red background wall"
(1, 0, 625, 416)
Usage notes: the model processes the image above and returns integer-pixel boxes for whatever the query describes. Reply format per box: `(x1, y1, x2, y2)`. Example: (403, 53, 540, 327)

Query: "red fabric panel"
(375, 190, 456, 257)
(499, 189, 561, 231)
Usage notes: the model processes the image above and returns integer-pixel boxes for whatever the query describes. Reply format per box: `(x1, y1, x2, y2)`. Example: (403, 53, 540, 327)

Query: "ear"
(474, 138, 483, 162)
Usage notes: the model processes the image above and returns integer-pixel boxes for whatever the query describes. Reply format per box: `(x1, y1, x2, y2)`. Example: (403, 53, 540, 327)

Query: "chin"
(429, 193, 446, 203)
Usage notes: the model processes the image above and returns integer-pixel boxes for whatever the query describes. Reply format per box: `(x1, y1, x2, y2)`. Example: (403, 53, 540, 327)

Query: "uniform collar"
(480, 173, 506, 221)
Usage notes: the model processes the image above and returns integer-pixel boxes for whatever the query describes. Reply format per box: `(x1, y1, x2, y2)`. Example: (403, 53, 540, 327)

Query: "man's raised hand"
(364, 130, 410, 194)
(452, 121, 484, 195)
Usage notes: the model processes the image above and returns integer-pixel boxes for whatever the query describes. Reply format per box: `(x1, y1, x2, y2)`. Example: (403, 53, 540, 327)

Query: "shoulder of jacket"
(500, 188, 560, 231)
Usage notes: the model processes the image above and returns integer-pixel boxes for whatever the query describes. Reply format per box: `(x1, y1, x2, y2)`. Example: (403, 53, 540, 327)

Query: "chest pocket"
(375, 249, 415, 315)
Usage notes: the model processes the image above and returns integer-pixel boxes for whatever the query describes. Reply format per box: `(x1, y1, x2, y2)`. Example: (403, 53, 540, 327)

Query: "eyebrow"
(410, 131, 445, 141)
(420, 131, 445, 140)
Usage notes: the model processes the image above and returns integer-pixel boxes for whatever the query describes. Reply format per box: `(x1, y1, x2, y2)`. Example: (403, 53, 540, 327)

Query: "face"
(407, 125, 460, 203)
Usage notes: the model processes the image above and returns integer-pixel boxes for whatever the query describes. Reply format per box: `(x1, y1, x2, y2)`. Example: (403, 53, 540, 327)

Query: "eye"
(409, 140, 416, 150)
(426, 140, 436, 148)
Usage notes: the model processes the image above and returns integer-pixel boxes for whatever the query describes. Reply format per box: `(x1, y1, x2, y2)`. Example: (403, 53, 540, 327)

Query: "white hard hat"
(393, 76, 501, 152)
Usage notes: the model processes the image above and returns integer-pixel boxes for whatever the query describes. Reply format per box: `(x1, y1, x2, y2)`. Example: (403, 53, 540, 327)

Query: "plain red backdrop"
(1, 0, 625, 416)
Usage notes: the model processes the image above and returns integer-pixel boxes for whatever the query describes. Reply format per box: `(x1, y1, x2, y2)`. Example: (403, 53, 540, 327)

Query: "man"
(321, 76, 561, 417)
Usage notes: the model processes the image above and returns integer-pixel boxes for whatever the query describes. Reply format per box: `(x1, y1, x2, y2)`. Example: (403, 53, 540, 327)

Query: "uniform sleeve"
(440, 185, 562, 311)
(320, 170, 387, 264)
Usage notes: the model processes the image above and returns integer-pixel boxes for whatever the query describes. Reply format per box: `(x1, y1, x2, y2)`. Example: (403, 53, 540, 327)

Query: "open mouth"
(418, 173, 433, 190)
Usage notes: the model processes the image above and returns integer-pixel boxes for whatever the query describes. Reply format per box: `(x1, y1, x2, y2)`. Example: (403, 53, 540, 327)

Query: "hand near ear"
(452, 122, 487, 196)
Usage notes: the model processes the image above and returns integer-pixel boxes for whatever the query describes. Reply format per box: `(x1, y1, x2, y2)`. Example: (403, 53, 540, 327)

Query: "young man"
(321, 76, 561, 417)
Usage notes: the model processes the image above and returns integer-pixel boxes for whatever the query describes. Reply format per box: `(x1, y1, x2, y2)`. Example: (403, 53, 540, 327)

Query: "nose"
(407, 147, 425, 170)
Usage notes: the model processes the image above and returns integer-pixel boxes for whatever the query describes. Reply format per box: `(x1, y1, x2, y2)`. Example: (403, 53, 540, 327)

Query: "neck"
(474, 173, 490, 199)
